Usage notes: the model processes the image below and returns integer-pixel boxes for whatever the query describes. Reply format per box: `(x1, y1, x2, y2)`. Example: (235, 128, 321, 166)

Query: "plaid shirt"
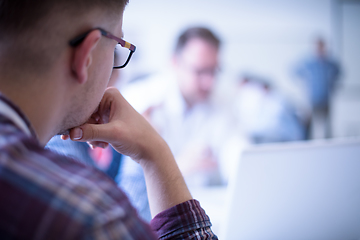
(0, 94, 217, 240)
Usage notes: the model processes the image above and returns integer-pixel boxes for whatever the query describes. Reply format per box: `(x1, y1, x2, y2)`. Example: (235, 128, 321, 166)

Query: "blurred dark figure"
(295, 38, 341, 139)
(234, 74, 306, 143)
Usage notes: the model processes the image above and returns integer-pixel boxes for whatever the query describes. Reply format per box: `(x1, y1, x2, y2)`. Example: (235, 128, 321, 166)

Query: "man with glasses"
(0, 0, 217, 239)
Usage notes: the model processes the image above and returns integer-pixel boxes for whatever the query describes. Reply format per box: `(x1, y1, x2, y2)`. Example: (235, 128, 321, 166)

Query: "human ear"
(71, 30, 102, 84)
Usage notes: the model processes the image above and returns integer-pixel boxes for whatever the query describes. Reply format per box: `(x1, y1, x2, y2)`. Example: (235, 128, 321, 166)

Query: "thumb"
(69, 123, 113, 142)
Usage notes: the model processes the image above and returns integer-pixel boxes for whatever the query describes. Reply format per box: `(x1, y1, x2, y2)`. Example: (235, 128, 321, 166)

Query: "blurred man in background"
(295, 38, 341, 139)
(122, 27, 236, 189)
(118, 27, 242, 221)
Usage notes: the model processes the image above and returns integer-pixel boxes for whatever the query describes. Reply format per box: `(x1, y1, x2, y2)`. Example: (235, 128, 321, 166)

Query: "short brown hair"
(0, 0, 128, 76)
(174, 26, 221, 54)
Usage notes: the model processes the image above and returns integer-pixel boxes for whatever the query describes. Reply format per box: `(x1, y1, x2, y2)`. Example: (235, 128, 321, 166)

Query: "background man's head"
(315, 38, 327, 58)
(172, 27, 220, 106)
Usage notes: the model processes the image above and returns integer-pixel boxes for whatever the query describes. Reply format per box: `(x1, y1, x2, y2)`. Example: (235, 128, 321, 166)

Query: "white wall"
(331, 1, 360, 138)
(341, 2, 360, 87)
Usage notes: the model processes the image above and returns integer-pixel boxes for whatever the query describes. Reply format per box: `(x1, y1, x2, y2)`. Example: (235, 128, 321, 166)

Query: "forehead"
(179, 38, 219, 65)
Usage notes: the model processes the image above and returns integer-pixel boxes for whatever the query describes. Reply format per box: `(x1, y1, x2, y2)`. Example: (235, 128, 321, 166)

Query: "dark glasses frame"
(69, 27, 136, 69)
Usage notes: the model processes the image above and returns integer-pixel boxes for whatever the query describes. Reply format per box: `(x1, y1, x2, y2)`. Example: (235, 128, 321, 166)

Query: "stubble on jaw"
(56, 92, 102, 137)
(56, 104, 100, 136)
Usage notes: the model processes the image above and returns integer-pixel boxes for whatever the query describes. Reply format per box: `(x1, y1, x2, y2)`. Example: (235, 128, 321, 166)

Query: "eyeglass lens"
(114, 44, 131, 68)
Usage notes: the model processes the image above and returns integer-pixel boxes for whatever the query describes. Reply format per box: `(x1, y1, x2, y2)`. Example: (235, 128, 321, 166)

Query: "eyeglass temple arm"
(69, 28, 108, 46)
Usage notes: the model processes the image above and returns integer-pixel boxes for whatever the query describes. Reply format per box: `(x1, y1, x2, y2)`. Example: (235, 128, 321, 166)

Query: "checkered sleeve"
(150, 199, 218, 239)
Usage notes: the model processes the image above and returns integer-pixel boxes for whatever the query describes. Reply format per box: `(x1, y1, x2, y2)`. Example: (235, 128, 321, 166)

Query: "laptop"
(220, 138, 360, 240)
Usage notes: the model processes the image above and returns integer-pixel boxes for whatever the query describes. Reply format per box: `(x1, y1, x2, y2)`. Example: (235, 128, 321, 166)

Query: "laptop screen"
(220, 138, 360, 240)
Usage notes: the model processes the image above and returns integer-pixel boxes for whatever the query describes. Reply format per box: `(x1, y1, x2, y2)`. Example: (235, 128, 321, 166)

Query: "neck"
(0, 77, 64, 146)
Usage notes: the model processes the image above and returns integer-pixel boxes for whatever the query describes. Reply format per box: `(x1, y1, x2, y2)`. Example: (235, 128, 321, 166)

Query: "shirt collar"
(0, 93, 37, 138)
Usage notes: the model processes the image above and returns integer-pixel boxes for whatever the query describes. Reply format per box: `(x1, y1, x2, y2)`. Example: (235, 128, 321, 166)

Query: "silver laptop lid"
(221, 138, 360, 240)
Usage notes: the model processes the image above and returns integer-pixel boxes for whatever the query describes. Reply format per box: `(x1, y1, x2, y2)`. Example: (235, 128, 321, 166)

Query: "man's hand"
(67, 87, 192, 216)
(68, 87, 165, 163)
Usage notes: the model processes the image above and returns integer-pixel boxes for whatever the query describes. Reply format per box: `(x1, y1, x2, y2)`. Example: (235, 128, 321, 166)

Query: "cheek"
(104, 51, 115, 80)
(108, 70, 120, 87)
(183, 77, 197, 95)
(90, 68, 112, 108)
(99, 53, 114, 89)
(183, 72, 197, 90)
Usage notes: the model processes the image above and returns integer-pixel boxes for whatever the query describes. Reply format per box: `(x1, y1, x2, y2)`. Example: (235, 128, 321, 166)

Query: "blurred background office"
(118, 0, 360, 141)
(114, 0, 360, 233)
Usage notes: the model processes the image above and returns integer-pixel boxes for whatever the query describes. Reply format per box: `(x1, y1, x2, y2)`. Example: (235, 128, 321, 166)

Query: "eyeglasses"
(69, 27, 136, 69)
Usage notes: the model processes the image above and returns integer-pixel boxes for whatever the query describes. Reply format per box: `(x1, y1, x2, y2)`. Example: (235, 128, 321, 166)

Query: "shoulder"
(0, 129, 153, 239)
